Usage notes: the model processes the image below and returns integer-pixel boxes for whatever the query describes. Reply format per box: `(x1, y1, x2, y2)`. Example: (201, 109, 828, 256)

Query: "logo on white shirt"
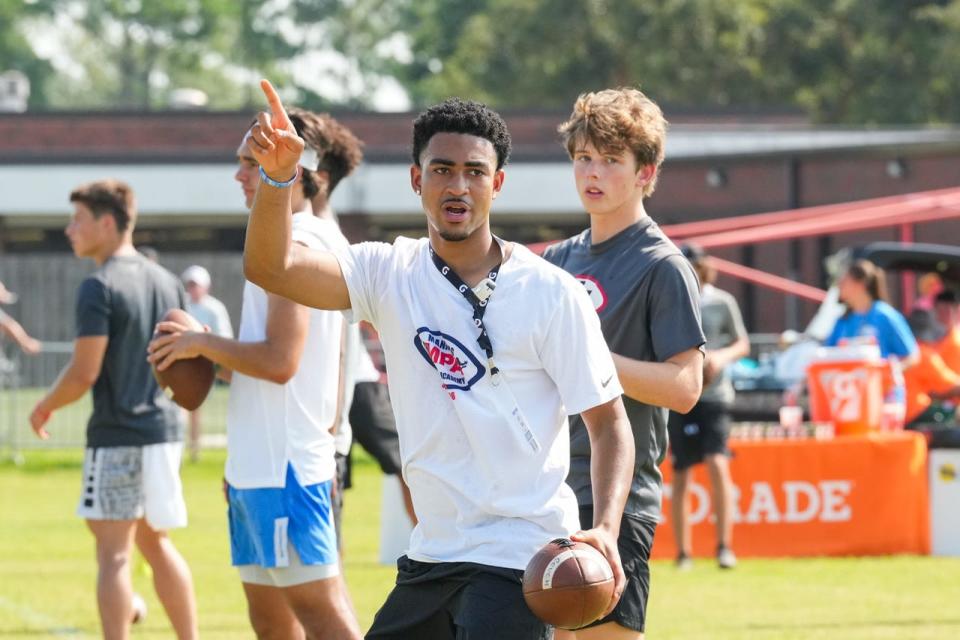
(575, 274, 607, 312)
(414, 328, 486, 391)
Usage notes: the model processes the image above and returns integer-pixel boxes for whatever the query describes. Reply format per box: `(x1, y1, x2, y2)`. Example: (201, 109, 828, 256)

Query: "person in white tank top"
(148, 108, 364, 640)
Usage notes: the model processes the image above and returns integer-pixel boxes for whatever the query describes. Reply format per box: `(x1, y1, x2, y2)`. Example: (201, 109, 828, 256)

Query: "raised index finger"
(260, 79, 292, 129)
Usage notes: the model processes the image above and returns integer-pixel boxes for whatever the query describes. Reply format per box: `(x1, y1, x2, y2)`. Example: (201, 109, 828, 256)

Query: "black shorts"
(343, 381, 402, 489)
(366, 556, 550, 640)
(667, 400, 731, 471)
(332, 452, 347, 549)
(577, 506, 656, 633)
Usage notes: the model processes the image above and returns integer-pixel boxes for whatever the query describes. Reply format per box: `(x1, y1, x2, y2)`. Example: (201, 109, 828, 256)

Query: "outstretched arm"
(0, 310, 41, 355)
(242, 79, 351, 311)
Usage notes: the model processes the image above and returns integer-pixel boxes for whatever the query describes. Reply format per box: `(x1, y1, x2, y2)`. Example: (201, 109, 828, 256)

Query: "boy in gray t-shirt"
(544, 88, 705, 640)
(30, 180, 197, 639)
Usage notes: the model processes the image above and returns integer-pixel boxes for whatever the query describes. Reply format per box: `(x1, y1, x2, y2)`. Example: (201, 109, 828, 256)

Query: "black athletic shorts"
(366, 555, 551, 640)
(667, 400, 732, 471)
(577, 506, 656, 633)
(332, 452, 347, 549)
(343, 381, 403, 489)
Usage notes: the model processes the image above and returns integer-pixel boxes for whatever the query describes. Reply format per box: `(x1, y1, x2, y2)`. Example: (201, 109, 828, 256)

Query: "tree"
(0, 2, 56, 109)
(32, 0, 231, 109)
(20, 0, 405, 111)
(384, 0, 960, 124)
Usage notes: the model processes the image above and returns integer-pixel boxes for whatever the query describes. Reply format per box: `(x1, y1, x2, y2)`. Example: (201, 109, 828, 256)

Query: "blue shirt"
(826, 300, 918, 359)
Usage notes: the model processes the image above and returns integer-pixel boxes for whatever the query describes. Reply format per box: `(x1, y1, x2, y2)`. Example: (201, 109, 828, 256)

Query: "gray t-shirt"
(699, 284, 748, 404)
(544, 218, 704, 521)
(76, 254, 186, 447)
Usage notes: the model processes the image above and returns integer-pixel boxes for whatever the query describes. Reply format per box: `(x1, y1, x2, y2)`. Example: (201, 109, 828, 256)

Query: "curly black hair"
(287, 107, 364, 199)
(411, 98, 512, 170)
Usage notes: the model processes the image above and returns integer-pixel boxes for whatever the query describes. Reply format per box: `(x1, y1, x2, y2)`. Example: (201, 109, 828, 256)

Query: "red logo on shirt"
(575, 274, 607, 313)
(413, 327, 485, 391)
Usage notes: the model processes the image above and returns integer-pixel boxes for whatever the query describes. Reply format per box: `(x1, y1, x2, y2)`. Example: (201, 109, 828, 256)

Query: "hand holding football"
(522, 538, 614, 630)
(150, 308, 215, 411)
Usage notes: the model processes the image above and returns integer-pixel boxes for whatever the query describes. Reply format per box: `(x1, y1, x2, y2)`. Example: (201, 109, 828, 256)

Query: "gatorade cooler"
(806, 345, 886, 435)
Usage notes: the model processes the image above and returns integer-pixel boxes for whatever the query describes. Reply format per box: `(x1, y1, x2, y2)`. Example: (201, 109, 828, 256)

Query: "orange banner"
(653, 431, 930, 558)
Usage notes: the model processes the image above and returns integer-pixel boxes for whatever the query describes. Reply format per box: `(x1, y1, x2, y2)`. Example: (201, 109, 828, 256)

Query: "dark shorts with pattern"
(578, 505, 656, 633)
(365, 555, 551, 640)
(667, 400, 732, 471)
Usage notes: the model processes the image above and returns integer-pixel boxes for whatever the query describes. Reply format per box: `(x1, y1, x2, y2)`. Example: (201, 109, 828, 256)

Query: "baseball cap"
(680, 243, 707, 263)
(181, 265, 211, 289)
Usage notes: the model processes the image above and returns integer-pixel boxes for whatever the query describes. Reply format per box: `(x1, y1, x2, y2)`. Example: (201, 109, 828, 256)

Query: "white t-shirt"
(333, 322, 363, 456)
(354, 344, 382, 383)
(225, 214, 348, 488)
(186, 295, 233, 338)
(333, 339, 384, 454)
(337, 237, 622, 570)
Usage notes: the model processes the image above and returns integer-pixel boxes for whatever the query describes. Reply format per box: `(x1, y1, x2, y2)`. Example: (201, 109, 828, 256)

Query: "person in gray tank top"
(669, 244, 750, 571)
(544, 88, 705, 640)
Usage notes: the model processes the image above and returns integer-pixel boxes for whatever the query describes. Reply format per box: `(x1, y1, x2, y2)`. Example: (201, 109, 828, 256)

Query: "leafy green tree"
(22, 0, 402, 110)
(39, 0, 229, 108)
(386, 0, 960, 123)
(0, 1, 56, 109)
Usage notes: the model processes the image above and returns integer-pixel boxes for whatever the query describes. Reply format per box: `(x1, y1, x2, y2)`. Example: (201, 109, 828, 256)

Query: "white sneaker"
(131, 593, 148, 624)
(676, 555, 693, 571)
(717, 547, 737, 569)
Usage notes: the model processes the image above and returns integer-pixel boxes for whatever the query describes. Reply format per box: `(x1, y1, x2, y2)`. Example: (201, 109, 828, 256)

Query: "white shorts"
(237, 543, 340, 588)
(77, 443, 188, 531)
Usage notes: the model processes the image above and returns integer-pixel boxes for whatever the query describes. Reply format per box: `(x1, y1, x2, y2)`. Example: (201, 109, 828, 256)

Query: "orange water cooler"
(806, 345, 886, 435)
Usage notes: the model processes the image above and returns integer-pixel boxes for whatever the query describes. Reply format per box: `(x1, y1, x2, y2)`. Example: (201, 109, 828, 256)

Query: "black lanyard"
(429, 244, 502, 376)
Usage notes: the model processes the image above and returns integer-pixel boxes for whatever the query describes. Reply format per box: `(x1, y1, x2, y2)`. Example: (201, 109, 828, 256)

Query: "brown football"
(152, 308, 215, 411)
(522, 538, 614, 630)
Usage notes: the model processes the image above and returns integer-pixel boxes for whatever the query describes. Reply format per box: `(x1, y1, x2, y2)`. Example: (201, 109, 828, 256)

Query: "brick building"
(1, 108, 959, 335)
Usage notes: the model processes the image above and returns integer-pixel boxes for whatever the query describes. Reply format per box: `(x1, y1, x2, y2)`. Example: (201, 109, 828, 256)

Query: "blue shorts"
(227, 465, 338, 569)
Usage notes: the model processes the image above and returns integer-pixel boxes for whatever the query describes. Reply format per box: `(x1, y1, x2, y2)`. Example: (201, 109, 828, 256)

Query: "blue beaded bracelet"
(259, 166, 299, 188)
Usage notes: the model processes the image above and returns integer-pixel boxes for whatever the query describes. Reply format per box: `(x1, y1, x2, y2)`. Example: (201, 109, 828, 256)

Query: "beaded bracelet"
(259, 165, 299, 188)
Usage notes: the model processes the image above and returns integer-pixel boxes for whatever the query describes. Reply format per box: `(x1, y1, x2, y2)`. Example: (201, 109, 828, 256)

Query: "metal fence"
(0, 252, 245, 386)
(0, 251, 242, 455)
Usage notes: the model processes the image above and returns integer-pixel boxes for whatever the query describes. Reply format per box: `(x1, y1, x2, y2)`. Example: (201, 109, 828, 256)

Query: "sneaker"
(717, 547, 737, 569)
(676, 554, 693, 571)
(131, 593, 148, 624)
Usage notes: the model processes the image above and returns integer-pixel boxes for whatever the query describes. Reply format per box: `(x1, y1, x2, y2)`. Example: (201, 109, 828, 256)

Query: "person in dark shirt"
(29, 179, 198, 640)
(544, 87, 705, 640)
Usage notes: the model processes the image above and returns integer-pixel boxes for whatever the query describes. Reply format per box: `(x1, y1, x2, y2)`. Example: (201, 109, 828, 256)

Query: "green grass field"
(2, 449, 959, 639)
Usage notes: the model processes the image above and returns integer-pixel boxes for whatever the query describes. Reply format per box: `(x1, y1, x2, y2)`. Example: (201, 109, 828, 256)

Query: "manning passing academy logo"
(575, 274, 607, 312)
(414, 327, 485, 392)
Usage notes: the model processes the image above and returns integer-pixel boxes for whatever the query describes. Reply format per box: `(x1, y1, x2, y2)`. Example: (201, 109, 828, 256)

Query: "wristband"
(259, 165, 299, 188)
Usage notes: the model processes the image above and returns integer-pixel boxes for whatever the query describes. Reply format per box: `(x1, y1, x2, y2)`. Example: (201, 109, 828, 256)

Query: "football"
(152, 308, 215, 411)
(522, 537, 614, 630)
